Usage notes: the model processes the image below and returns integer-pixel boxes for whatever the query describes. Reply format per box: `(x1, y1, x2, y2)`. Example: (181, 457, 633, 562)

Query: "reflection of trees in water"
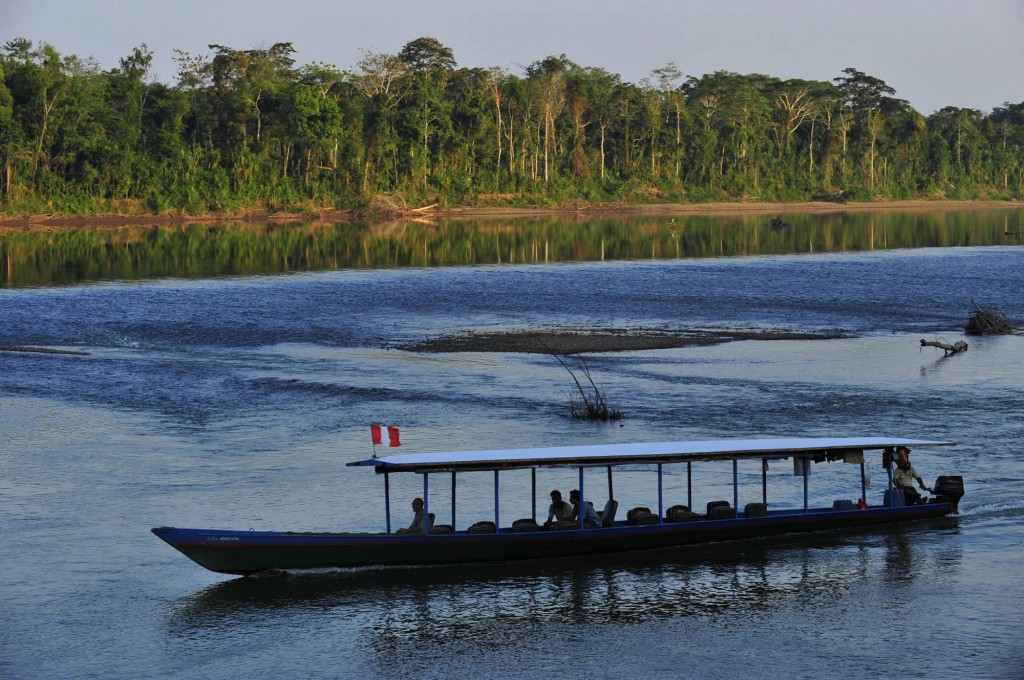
(2, 210, 1017, 285)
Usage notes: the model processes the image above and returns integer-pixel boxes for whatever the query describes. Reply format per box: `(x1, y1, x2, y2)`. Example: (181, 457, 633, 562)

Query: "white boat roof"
(348, 436, 956, 473)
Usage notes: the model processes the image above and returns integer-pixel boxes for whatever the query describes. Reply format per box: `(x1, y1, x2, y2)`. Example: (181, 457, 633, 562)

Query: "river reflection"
(165, 520, 959, 644)
(3, 209, 1021, 286)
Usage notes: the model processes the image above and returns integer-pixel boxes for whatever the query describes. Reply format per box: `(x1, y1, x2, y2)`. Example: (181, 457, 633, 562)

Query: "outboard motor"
(932, 476, 965, 514)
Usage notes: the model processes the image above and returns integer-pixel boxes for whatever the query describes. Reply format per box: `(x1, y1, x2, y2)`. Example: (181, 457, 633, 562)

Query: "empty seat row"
(630, 501, 766, 523)
(455, 499, 768, 534)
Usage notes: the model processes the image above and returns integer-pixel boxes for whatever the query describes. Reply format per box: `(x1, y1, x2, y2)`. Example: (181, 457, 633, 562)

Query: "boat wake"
(253, 563, 431, 578)
(957, 499, 1024, 516)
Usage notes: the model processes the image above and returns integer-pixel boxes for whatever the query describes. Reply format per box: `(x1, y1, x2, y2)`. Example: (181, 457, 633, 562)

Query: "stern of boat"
(931, 476, 965, 513)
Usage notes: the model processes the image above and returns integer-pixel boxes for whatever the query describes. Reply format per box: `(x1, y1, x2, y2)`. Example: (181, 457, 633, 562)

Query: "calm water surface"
(1, 210, 1023, 679)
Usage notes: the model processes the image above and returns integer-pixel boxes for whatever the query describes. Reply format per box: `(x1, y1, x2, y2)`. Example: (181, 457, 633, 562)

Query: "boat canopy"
(347, 437, 956, 474)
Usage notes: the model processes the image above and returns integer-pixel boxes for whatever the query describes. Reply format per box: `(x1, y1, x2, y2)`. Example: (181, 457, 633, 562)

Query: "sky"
(3, 0, 1022, 116)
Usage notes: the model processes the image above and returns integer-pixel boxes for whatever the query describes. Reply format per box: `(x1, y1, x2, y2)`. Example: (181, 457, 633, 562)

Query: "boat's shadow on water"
(165, 518, 961, 639)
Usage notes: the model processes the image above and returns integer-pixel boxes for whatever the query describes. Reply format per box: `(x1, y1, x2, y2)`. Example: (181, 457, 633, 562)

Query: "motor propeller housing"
(932, 476, 965, 513)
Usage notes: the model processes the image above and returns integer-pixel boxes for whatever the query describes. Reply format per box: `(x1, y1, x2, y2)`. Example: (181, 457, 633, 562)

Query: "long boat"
(152, 436, 965, 576)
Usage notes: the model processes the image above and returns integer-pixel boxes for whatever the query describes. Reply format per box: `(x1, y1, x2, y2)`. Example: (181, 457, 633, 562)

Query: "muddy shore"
(398, 327, 842, 354)
(1, 199, 1020, 232)
(3, 328, 839, 357)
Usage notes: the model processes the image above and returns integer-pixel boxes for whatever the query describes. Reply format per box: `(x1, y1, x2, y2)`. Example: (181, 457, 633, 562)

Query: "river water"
(2, 209, 1023, 679)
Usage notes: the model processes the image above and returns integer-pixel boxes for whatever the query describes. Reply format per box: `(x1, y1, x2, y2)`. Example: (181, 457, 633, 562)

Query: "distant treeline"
(1, 36, 1022, 215)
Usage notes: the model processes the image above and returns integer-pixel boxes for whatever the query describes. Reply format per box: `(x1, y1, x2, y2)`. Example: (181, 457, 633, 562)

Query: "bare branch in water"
(552, 353, 623, 421)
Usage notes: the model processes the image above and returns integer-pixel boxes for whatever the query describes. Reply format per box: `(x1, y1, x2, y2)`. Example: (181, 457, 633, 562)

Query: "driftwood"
(367, 194, 438, 218)
(964, 301, 1015, 335)
(920, 339, 968, 355)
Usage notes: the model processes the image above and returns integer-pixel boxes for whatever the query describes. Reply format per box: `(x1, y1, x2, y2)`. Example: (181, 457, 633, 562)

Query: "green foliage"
(1, 38, 1022, 215)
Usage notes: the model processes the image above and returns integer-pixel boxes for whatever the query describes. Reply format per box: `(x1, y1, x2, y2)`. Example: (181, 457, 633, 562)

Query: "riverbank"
(1, 199, 1021, 232)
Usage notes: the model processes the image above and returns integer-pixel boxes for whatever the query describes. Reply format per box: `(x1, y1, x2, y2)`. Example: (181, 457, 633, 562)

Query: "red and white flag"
(371, 424, 401, 447)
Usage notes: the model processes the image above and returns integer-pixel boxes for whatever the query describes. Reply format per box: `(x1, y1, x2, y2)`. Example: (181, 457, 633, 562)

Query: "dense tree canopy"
(1, 37, 1022, 214)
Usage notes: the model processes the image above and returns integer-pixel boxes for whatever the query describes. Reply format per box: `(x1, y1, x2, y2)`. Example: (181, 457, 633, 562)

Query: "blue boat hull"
(153, 502, 953, 576)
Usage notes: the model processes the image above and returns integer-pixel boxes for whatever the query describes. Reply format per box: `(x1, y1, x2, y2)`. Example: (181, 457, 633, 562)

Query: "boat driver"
(893, 446, 931, 505)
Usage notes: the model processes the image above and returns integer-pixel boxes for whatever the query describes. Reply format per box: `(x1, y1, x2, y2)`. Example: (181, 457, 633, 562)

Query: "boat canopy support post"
(687, 462, 693, 511)
(384, 471, 392, 534)
(494, 470, 500, 533)
(451, 471, 457, 530)
(423, 473, 430, 535)
(531, 468, 537, 522)
(860, 460, 867, 504)
(802, 458, 809, 513)
(607, 466, 614, 500)
(658, 463, 664, 524)
(762, 457, 768, 505)
(733, 460, 739, 511)
(579, 467, 585, 530)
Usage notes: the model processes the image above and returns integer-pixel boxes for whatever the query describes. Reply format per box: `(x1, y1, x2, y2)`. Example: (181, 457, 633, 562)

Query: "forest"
(1, 36, 1022, 216)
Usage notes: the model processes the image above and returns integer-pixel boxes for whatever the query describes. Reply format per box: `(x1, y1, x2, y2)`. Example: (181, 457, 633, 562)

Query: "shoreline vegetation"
(2, 38, 1023, 230)
(1, 199, 1021, 232)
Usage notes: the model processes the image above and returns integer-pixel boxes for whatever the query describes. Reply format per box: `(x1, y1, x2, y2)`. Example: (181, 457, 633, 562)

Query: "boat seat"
(467, 521, 496, 534)
(511, 518, 541, 533)
(551, 519, 580, 531)
(744, 502, 768, 518)
(601, 499, 619, 527)
(626, 507, 650, 524)
(706, 500, 730, 517)
(883, 489, 905, 507)
(627, 507, 658, 525)
(429, 524, 454, 534)
(832, 499, 854, 511)
(709, 505, 736, 520)
(666, 505, 699, 523)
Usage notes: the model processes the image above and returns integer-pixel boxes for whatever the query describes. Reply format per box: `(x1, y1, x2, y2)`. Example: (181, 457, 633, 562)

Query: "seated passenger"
(396, 497, 428, 534)
(569, 489, 603, 529)
(544, 489, 575, 528)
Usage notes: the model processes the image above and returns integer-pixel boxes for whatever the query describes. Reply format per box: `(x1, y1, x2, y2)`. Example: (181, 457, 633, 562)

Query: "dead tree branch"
(552, 353, 623, 421)
(965, 301, 1015, 335)
(920, 339, 968, 355)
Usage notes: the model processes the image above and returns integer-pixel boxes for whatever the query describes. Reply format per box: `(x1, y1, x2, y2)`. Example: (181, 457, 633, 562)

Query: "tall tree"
(0, 59, 23, 196)
(398, 37, 456, 189)
(652, 62, 685, 179)
(834, 68, 908, 188)
(483, 66, 506, 174)
(526, 55, 573, 183)
(353, 50, 411, 191)
(3, 40, 72, 181)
